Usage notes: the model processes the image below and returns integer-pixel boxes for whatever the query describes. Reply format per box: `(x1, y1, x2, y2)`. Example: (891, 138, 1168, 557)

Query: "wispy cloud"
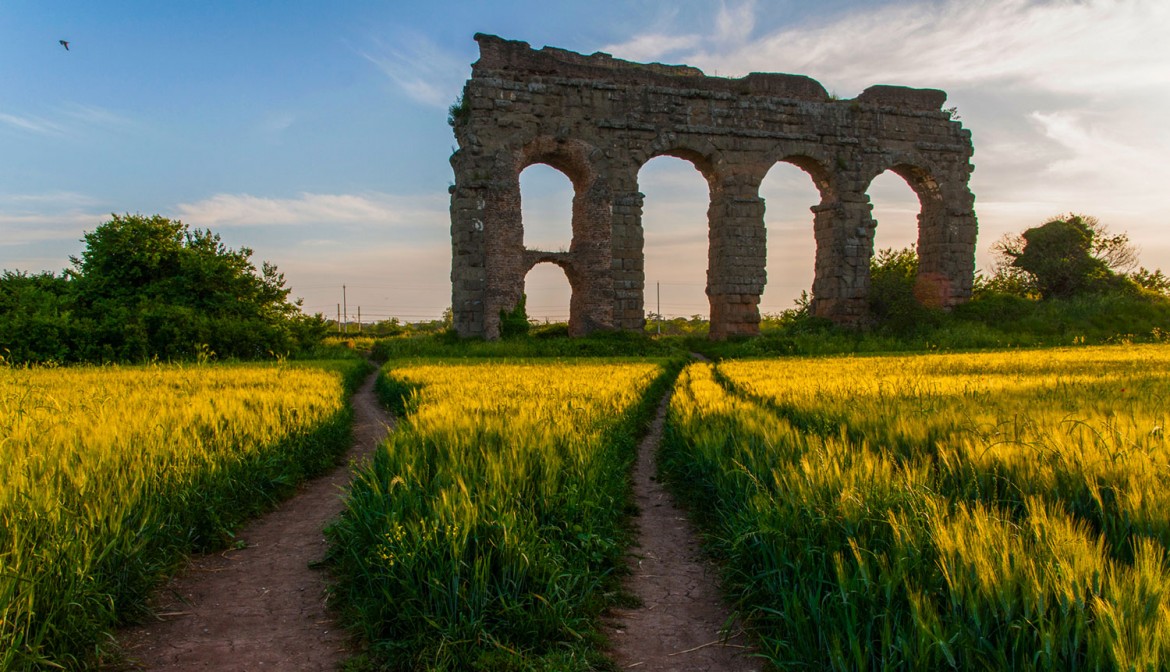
(360, 33, 469, 109)
(174, 191, 449, 230)
(599, 33, 701, 63)
(714, 0, 756, 46)
(0, 112, 69, 136)
(0, 104, 139, 138)
(601, 0, 1169, 270)
(258, 112, 296, 135)
(0, 192, 109, 250)
(680, 0, 1169, 96)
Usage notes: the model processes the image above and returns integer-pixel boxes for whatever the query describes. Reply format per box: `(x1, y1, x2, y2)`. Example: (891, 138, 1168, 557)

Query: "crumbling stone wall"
(450, 33, 977, 339)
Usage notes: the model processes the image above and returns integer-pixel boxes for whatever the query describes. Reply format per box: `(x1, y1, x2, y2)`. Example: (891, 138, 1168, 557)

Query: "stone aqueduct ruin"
(449, 34, 977, 339)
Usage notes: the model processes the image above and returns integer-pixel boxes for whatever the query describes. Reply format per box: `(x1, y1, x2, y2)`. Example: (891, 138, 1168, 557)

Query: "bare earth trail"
(605, 386, 762, 671)
(115, 368, 394, 671)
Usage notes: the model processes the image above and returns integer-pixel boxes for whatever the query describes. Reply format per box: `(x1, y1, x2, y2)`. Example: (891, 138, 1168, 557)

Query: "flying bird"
(59, 40, 69, 51)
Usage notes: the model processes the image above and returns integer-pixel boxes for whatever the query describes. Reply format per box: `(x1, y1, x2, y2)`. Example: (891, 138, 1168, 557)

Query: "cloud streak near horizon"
(175, 191, 449, 231)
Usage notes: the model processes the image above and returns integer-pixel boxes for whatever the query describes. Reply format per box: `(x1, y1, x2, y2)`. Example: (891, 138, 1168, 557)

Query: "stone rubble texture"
(450, 34, 978, 339)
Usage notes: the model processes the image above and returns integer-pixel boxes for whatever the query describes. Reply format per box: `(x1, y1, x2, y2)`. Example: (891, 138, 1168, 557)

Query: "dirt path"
(605, 388, 761, 671)
(115, 368, 393, 671)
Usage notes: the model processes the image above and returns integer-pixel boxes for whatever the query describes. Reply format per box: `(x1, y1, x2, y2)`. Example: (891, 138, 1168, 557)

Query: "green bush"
(0, 214, 328, 363)
(499, 294, 531, 338)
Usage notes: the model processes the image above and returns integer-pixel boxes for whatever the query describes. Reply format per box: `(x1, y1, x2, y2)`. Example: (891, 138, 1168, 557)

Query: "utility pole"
(357, 307, 361, 333)
(342, 285, 348, 334)
(337, 304, 341, 333)
(657, 282, 661, 335)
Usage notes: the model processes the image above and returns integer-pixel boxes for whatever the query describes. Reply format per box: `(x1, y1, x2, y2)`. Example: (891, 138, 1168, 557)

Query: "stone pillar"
(707, 174, 767, 340)
(809, 190, 874, 325)
(916, 181, 977, 308)
(567, 174, 616, 335)
(609, 165, 646, 331)
(479, 166, 526, 340)
(450, 151, 490, 338)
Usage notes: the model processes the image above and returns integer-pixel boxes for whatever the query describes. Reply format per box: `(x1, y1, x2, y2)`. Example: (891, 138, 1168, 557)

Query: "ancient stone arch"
(449, 34, 977, 339)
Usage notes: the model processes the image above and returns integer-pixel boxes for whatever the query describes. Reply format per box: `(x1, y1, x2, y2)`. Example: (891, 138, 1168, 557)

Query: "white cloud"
(599, 34, 701, 63)
(601, 0, 1170, 290)
(685, 0, 1169, 96)
(0, 104, 139, 139)
(715, 0, 756, 46)
(258, 112, 295, 135)
(0, 192, 108, 247)
(360, 33, 469, 109)
(1029, 110, 1164, 188)
(174, 191, 449, 229)
(0, 112, 68, 136)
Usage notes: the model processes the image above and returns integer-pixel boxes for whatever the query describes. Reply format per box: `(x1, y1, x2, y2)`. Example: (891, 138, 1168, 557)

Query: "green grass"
(661, 348, 1170, 670)
(369, 330, 682, 361)
(327, 359, 679, 671)
(0, 358, 368, 670)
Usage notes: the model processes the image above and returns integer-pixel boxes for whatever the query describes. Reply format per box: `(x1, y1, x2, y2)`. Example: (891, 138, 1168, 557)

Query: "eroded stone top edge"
(472, 33, 947, 111)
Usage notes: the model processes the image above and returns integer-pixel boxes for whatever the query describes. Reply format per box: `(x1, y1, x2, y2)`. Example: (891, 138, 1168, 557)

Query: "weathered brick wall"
(450, 33, 977, 339)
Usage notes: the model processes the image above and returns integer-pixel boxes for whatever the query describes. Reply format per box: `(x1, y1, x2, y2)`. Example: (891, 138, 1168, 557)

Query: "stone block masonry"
(450, 33, 977, 339)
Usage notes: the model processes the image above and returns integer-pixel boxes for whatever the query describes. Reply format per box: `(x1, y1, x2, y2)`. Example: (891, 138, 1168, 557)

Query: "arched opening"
(520, 163, 574, 252)
(523, 262, 572, 326)
(638, 155, 711, 333)
(759, 161, 823, 319)
(868, 170, 922, 258)
(516, 163, 574, 327)
(866, 165, 952, 317)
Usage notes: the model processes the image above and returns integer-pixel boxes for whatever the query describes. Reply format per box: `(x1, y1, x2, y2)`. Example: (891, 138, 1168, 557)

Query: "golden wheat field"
(328, 359, 668, 670)
(663, 345, 1170, 670)
(0, 362, 356, 670)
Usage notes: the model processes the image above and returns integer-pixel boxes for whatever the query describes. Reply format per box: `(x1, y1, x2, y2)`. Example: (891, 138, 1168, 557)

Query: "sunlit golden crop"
(330, 359, 664, 669)
(666, 345, 1170, 669)
(0, 363, 350, 670)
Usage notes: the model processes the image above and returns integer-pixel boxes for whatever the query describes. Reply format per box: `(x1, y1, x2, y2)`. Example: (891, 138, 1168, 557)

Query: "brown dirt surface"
(605, 389, 762, 671)
(112, 367, 393, 671)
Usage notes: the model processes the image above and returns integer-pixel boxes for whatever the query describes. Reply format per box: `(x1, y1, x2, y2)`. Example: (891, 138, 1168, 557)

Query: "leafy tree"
(0, 213, 326, 363)
(988, 214, 1139, 300)
(67, 213, 322, 360)
(1129, 267, 1170, 295)
(1011, 217, 1111, 299)
(0, 270, 77, 362)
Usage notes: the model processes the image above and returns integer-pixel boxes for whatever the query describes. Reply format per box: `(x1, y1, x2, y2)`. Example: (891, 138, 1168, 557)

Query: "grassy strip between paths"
(327, 358, 680, 671)
(662, 346, 1170, 671)
(0, 358, 370, 671)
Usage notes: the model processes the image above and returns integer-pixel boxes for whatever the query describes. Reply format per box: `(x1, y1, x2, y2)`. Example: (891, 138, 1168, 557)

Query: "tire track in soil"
(113, 368, 393, 671)
(605, 381, 762, 671)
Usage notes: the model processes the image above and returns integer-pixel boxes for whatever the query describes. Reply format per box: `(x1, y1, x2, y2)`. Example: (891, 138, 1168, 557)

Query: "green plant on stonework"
(447, 93, 470, 127)
(499, 294, 532, 338)
(868, 246, 943, 336)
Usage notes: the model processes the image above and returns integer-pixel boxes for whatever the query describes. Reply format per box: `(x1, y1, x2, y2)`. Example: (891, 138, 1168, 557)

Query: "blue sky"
(2, 0, 1166, 322)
